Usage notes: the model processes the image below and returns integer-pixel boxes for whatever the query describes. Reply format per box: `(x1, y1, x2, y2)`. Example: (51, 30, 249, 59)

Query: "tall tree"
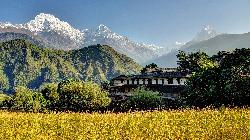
(11, 86, 46, 112)
(180, 48, 250, 107)
(177, 50, 217, 73)
(57, 79, 111, 111)
(140, 63, 158, 74)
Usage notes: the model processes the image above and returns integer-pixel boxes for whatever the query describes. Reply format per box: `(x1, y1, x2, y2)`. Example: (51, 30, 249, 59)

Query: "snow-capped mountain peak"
(24, 13, 84, 42)
(204, 25, 212, 31)
(0, 22, 15, 28)
(203, 25, 215, 34)
(0, 13, 162, 63)
(95, 24, 116, 38)
(0, 22, 23, 30)
(192, 25, 218, 42)
(175, 41, 185, 46)
(26, 13, 63, 32)
(98, 24, 110, 32)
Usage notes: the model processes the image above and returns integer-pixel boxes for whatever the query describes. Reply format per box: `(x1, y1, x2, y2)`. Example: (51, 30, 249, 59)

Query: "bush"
(0, 93, 11, 108)
(11, 86, 46, 112)
(125, 88, 162, 110)
(40, 83, 59, 110)
(57, 80, 111, 111)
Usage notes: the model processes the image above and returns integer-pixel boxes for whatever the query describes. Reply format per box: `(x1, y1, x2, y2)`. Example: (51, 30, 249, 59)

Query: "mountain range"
(146, 25, 219, 66)
(0, 39, 141, 93)
(149, 26, 250, 67)
(1, 13, 250, 68)
(0, 13, 162, 64)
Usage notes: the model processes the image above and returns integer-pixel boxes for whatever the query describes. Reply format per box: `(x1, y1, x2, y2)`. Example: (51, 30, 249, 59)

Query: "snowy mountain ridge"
(24, 13, 84, 43)
(0, 13, 162, 63)
(192, 25, 218, 42)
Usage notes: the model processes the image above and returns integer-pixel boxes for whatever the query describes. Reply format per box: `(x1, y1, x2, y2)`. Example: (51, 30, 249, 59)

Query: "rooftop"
(112, 68, 189, 80)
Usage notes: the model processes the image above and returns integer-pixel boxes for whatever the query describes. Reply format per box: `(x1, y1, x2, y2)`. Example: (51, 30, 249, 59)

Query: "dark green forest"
(178, 48, 250, 107)
(0, 39, 141, 93)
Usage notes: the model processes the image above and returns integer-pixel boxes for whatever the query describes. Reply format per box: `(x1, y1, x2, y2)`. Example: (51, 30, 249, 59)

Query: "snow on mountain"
(0, 13, 162, 63)
(82, 24, 160, 63)
(0, 13, 85, 50)
(192, 25, 218, 42)
(175, 41, 185, 46)
(0, 22, 18, 29)
(147, 25, 221, 67)
(24, 13, 84, 43)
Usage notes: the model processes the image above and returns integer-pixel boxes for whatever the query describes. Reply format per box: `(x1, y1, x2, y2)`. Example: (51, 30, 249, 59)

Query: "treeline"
(178, 48, 250, 107)
(0, 79, 170, 112)
(0, 48, 249, 112)
(0, 80, 111, 112)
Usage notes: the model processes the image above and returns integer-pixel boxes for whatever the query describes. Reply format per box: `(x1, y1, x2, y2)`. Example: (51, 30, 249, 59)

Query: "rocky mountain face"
(0, 13, 161, 64)
(0, 39, 141, 93)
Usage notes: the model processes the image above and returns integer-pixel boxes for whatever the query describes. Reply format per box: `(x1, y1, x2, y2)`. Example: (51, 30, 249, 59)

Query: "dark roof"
(112, 75, 128, 80)
(112, 71, 189, 80)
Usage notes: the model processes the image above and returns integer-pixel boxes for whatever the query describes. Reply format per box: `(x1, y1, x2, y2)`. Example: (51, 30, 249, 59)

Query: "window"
(127, 80, 129, 85)
(162, 79, 164, 84)
(168, 78, 173, 84)
(148, 79, 152, 85)
(177, 78, 180, 84)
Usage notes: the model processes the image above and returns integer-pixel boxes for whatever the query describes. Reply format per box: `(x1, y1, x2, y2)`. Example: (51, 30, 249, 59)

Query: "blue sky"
(1, 0, 250, 47)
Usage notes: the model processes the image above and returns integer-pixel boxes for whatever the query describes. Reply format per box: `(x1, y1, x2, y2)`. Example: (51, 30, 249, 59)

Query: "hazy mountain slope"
(184, 32, 250, 55)
(151, 32, 250, 67)
(148, 50, 180, 67)
(0, 32, 46, 47)
(0, 39, 141, 93)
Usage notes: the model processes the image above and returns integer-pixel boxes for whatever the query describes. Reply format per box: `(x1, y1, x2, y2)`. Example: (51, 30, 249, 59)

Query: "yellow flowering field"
(0, 108, 249, 140)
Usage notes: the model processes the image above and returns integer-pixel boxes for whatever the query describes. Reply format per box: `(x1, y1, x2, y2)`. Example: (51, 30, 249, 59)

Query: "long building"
(109, 68, 190, 100)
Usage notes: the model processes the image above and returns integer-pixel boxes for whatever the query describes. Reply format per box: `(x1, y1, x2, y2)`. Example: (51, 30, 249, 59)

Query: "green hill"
(0, 39, 141, 93)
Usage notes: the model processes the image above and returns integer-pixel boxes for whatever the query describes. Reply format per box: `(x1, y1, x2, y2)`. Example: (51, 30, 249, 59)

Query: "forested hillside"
(0, 39, 141, 93)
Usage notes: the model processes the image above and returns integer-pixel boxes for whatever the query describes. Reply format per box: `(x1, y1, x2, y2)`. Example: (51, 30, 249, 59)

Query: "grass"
(0, 108, 249, 140)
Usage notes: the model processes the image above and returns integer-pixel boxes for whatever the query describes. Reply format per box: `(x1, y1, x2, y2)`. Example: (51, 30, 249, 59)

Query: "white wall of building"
(115, 77, 187, 86)
(129, 79, 132, 85)
(114, 80, 122, 86)
(158, 79, 163, 84)
(163, 79, 168, 85)
(173, 78, 179, 85)
(152, 79, 156, 84)
(180, 78, 187, 85)
(139, 79, 143, 84)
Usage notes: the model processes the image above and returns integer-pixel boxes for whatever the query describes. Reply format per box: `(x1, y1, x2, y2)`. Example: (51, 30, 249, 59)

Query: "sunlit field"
(0, 108, 249, 140)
